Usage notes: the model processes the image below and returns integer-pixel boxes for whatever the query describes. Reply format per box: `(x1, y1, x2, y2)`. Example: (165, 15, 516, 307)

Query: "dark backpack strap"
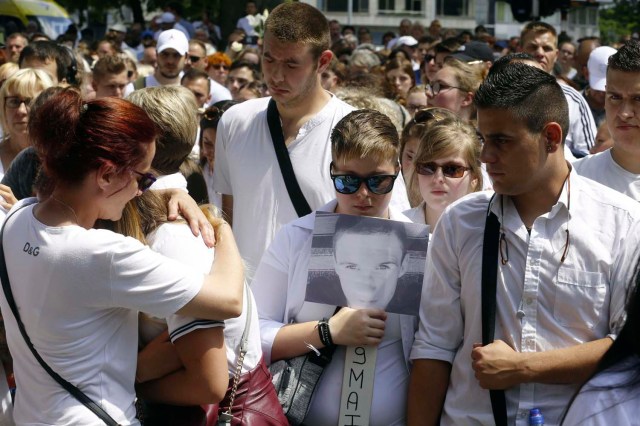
(481, 207, 507, 426)
(0, 205, 120, 426)
(266, 99, 312, 217)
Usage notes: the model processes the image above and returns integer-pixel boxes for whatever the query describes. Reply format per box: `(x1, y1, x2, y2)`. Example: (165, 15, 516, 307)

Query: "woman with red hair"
(0, 88, 244, 424)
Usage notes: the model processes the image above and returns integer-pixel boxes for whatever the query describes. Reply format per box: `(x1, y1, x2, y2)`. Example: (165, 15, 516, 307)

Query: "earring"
(546, 143, 553, 153)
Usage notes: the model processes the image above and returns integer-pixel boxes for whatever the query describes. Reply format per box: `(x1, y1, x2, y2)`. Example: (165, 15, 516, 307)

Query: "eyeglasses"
(423, 54, 435, 63)
(211, 64, 229, 70)
(189, 55, 202, 63)
(5, 96, 32, 110)
(132, 170, 157, 192)
(330, 162, 397, 195)
(425, 81, 464, 96)
(415, 162, 470, 178)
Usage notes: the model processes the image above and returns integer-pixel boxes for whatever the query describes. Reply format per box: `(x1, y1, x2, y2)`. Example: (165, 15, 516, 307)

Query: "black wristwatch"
(317, 318, 334, 347)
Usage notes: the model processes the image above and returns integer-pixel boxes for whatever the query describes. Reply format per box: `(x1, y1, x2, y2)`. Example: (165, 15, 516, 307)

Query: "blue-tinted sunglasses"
(330, 162, 398, 195)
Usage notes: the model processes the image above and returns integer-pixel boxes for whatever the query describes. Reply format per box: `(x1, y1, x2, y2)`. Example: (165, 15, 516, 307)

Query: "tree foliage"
(599, 0, 640, 44)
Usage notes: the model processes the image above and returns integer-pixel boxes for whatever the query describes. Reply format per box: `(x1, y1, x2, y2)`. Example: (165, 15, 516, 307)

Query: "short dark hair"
(229, 59, 260, 81)
(608, 39, 640, 73)
(181, 67, 211, 92)
(475, 62, 569, 140)
(19, 41, 66, 82)
(490, 52, 537, 73)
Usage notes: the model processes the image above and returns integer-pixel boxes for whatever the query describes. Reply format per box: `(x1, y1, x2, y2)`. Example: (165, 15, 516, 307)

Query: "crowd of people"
(0, 0, 637, 424)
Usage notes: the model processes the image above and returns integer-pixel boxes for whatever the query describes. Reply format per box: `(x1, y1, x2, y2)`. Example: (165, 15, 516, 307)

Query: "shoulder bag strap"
(266, 99, 312, 218)
(481, 206, 507, 426)
(0, 206, 120, 426)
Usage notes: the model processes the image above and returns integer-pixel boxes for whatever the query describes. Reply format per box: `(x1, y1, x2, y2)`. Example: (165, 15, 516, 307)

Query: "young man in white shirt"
(520, 21, 597, 158)
(213, 3, 354, 275)
(408, 62, 640, 425)
(573, 40, 640, 201)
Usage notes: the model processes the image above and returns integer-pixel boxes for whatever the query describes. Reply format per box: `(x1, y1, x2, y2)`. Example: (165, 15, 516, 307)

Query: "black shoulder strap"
(0, 205, 120, 426)
(481, 206, 507, 426)
(266, 99, 312, 217)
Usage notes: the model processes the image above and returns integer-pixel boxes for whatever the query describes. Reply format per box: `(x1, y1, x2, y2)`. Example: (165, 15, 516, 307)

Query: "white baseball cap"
(588, 46, 617, 92)
(157, 29, 189, 55)
(394, 35, 418, 49)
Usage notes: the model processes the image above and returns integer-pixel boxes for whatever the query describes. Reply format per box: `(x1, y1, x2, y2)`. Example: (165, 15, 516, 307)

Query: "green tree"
(599, 0, 640, 44)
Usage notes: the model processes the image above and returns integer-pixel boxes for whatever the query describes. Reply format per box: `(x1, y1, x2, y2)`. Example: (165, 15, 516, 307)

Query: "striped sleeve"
(561, 84, 596, 155)
(166, 314, 225, 343)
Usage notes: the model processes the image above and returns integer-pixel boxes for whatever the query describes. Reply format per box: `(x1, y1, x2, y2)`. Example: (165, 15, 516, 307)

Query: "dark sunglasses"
(189, 55, 202, 63)
(330, 162, 397, 195)
(415, 162, 470, 179)
(423, 53, 435, 63)
(212, 63, 229, 70)
(132, 170, 157, 192)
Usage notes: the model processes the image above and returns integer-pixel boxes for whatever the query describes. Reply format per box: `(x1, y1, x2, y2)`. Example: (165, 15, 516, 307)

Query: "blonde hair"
(0, 68, 54, 136)
(331, 109, 399, 166)
(127, 86, 198, 175)
(409, 118, 483, 196)
(0, 63, 18, 85)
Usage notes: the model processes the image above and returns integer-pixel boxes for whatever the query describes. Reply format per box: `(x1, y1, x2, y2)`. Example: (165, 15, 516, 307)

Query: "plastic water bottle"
(529, 408, 544, 425)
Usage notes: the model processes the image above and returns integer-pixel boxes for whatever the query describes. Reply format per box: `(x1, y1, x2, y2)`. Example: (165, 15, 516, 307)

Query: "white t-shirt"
(207, 79, 232, 107)
(203, 165, 223, 211)
(0, 199, 203, 425)
(563, 356, 640, 425)
(213, 96, 354, 277)
(146, 223, 262, 375)
(573, 148, 640, 201)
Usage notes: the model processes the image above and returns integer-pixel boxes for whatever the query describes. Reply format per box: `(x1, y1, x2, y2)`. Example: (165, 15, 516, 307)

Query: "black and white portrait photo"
(305, 212, 429, 316)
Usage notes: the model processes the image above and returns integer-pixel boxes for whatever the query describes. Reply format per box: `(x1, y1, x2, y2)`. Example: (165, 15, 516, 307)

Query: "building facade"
(305, 0, 609, 43)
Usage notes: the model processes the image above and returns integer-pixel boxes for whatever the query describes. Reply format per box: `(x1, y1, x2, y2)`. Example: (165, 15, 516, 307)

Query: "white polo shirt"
(411, 168, 640, 425)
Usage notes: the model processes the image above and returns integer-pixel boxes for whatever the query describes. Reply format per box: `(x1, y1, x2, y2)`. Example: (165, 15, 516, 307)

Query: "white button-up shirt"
(411, 168, 640, 425)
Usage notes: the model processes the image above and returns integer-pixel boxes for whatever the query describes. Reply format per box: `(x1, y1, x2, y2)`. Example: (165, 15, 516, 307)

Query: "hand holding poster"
(304, 212, 429, 424)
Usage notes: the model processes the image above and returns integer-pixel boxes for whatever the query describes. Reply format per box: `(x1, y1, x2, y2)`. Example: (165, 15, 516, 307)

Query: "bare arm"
(177, 223, 244, 320)
(136, 327, 228, 404)
(471, 337, 613, 389)
(136, 330, 182, 383)
(407, 359, 451, 426)
(221, 194, 233, 226)
(0, 184, 17, 210)
(271, 307, 387, 362)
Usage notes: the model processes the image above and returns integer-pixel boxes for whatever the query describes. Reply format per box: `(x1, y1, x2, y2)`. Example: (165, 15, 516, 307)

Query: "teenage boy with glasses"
(408, 62, 640, 426)
(214, 3, 410, 277)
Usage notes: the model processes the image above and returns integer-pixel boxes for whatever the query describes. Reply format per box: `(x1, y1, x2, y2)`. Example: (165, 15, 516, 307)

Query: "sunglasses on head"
(415, 162, 470, 179)
(330, 162, 398, 195)
(202, 106, 223, 122)
(132, 170, 157, 192)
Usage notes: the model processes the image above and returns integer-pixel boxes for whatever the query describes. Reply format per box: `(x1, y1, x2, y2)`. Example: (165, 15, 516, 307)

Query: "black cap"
(451, 40, 494, 63)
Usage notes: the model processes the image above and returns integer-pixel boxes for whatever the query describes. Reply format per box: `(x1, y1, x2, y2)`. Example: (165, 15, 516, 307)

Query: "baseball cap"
(588, 46, 617, 92)
(109, 23, 127, 34)
(394, 36, 419, 49)
(452, 41, 494, 63)
(157, 29, 189, 55)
